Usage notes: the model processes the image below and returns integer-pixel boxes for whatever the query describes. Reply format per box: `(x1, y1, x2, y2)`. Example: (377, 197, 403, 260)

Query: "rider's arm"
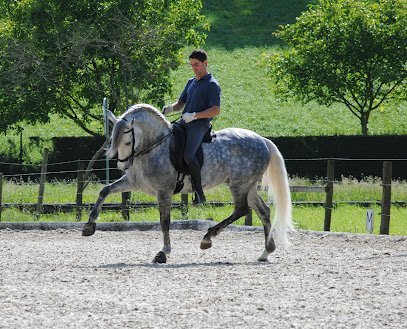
(172, 100, 185, 112)
(195, 105, 220, 119)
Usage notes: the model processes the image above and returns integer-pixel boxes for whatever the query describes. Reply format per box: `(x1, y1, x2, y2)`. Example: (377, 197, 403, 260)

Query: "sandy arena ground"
(0, 223, 406, 329)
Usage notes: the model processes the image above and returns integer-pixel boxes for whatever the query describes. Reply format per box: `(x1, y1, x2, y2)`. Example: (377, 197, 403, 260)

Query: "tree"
(0, 0, 207, 135)
(264, 0, 406, 135)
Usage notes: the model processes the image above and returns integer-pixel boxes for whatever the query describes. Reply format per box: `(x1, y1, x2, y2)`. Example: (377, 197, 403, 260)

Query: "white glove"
(182, 112, 197, 123)
(162, 105, 173, 115)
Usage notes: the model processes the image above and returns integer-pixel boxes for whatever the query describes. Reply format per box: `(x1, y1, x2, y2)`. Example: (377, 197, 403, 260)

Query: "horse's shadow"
(96, 260, 271, 270)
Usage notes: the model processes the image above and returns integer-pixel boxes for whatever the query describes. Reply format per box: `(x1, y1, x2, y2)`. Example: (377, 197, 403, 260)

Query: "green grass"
(294, 204, 407, 235)
(2, 202, 406, 236)
(5, 176, 406, 204)
(202, 0, 311, 49)
(1, 178, 406, 235)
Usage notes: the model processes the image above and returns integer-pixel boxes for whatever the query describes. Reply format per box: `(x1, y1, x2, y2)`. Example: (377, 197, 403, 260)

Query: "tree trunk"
(360, 113, 369, 136)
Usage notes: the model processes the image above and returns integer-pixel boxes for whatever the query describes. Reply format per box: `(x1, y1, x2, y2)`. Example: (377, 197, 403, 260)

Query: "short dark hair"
(189, 49, 207, 62)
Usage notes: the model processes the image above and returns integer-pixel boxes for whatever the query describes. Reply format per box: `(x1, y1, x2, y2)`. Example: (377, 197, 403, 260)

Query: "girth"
(169, 122, 215, 193)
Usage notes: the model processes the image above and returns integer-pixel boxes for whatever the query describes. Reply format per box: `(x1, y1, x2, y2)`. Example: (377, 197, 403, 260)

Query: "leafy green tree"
(0, 0, 207, 135)
(265, 0, 406, 135)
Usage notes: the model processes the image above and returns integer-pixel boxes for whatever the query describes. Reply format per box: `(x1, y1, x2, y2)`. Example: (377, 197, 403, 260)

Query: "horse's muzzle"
(117, 159, 130, 171)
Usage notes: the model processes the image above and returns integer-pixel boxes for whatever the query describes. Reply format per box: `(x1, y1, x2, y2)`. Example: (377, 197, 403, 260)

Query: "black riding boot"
(188, 160, 206, 206)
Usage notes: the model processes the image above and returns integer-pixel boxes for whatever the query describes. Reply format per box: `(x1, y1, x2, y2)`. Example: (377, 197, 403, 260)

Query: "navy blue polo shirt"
(179, 73, 221, 123)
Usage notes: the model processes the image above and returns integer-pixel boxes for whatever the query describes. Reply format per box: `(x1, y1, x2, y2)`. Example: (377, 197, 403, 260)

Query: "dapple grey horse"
(82, 104, 293, 263)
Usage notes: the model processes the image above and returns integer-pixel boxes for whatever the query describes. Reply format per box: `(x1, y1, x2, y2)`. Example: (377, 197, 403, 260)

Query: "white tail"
(262, 140, 294, 246)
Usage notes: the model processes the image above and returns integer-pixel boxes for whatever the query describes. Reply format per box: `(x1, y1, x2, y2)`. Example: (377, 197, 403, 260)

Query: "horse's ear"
(107, 110, 118, 124)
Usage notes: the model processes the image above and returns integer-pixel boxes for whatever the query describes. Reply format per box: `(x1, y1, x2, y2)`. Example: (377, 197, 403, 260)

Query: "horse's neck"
(134, 113, 171, 150)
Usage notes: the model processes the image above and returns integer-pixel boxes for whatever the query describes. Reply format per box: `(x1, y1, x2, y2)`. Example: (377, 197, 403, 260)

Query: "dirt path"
(0, 225, 406, 328)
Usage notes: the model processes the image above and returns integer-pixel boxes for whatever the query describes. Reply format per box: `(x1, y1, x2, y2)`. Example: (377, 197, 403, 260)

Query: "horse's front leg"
(82, 175, 133, 236)
(152, 191, 172, 263)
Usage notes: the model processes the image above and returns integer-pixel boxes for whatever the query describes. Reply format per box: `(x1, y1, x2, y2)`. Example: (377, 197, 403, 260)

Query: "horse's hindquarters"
(201, 128, 271, 189)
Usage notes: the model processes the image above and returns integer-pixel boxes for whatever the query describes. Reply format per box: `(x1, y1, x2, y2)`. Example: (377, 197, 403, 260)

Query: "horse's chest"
(132, 162, 173, 194)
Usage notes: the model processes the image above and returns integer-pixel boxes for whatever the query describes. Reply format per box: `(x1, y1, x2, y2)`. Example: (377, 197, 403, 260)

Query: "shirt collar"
(202, 73, 211, 80)
(195, 73, 211, 81)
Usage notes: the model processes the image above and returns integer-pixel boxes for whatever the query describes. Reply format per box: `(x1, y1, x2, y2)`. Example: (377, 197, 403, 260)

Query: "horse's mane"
(121, 104, 171, 129)
(106, 119, 127, 159)
(106, 103, 172, 159)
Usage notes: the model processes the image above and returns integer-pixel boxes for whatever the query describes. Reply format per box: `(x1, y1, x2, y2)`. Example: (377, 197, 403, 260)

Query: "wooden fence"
(0, 150, 399, 234)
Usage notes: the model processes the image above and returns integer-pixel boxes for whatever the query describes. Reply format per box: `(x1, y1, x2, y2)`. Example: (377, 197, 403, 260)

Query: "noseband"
(117, 127, 135, 163)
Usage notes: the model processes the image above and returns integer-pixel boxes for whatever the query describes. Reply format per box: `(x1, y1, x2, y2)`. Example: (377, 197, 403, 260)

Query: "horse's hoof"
(82, 222, 96, 236)
(200, 238, 212, 250)
(153, 251, 167, 264)
(257, 251, 270, 262)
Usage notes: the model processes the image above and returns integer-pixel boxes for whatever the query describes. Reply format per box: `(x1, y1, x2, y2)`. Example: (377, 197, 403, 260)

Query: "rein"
(117, 116, 181, 163)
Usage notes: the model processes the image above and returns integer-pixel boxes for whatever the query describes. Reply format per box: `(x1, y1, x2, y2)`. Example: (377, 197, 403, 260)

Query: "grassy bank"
(1, 0, 406, 165)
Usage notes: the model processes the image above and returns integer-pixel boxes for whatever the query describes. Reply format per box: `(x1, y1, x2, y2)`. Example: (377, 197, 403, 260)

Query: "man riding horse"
(82, 51, 292, 264)
(163, 49, 221, 205)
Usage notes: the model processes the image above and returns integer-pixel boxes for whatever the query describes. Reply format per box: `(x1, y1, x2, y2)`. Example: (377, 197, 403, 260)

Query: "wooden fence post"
(380, 161, 392, 235)
(76, 161, 84, 221)
(181, 193, 188, 220)
(0, 172, 3, 222)
(36, 148, 49, 218)
(324, 159, 335, 231)
(122, 192, 131, 221)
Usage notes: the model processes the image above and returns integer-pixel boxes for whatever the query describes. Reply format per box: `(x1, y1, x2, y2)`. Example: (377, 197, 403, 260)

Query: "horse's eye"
(125, 142, 132, 146)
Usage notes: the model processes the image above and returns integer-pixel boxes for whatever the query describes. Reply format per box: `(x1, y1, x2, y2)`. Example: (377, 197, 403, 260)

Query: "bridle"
(117, 125, 136, 163)
(117, 116, 180, 164)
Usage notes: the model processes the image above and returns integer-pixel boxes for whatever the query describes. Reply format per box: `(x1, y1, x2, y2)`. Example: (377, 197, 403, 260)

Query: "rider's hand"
(182, 112, 197, 123)
(162, 105, 173, 115)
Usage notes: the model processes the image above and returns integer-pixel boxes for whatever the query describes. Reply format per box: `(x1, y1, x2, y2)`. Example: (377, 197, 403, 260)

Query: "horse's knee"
(100, 186, 111, 198)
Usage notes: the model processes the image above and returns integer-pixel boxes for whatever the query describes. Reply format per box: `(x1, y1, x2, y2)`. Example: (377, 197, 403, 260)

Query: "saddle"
(169, 122, 215, 193)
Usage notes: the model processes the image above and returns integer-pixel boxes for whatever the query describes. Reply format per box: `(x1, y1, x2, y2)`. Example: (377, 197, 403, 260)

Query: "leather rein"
(117, 116, 180, 163)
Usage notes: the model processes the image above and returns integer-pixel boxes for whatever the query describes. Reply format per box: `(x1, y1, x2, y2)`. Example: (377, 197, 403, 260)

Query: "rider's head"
(189, 49, 207, 62)
(189, 49, 208, 80)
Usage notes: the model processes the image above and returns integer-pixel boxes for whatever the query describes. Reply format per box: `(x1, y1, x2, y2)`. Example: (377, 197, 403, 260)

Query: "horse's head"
(105, 104, 171, 171)
(106, 111, 143, 171)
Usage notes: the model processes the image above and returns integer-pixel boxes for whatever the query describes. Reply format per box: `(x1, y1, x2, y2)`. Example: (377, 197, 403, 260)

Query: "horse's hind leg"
(200, 190, 250, 250)
(82, 175, 133, 236)
(248, 188, 275, 262)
